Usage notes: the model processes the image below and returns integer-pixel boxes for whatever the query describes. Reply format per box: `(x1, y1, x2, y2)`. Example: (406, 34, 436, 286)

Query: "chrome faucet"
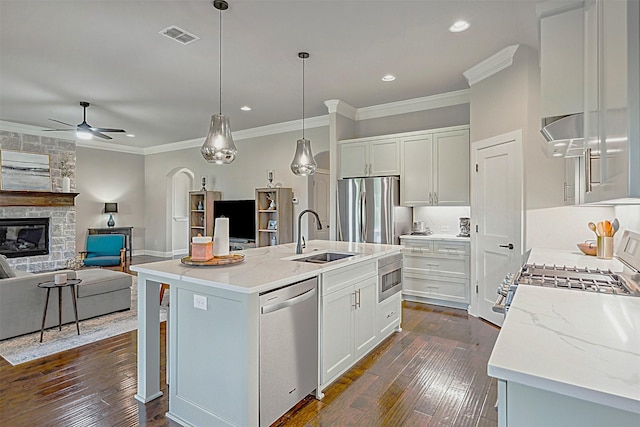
(296, 209, 323, 254)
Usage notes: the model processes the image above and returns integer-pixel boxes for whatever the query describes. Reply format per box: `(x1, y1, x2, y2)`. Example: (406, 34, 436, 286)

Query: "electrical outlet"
(440, 225, 450, 232)
(193, 294, 207, 310)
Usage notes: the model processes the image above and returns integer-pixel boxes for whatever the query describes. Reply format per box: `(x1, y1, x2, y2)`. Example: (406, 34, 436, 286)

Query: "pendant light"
(201, 0, 237, 164)
(290, 52, 317, 176)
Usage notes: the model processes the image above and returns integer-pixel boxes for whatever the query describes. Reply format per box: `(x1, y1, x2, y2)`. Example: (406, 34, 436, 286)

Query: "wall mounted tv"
(213, 199, 256, 241)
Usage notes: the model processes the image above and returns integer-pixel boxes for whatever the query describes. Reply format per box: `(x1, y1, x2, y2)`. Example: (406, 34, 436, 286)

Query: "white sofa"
(0, 267, 132, 341)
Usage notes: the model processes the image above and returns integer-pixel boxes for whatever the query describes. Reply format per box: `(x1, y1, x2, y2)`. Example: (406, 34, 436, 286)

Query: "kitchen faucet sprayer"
(296, 209, 322, 254)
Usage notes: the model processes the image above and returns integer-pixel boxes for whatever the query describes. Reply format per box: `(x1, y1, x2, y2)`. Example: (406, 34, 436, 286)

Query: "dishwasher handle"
(261, 288, 317, 314)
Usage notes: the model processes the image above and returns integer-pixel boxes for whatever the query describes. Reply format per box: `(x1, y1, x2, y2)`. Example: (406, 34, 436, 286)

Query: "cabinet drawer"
(403, 273, 469, 303)
(322, 259, 376, 296)
(400, 240, 434, 254)
(434, 241, 469, 256)
(403, 254, 469, 278)
(377, 293, 401, 336)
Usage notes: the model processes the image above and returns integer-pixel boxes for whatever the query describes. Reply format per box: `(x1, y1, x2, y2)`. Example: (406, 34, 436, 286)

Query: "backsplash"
(413, 206, 471, 235)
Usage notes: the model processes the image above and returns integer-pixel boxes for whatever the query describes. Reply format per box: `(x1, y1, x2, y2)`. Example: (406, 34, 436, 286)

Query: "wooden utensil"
(588, 222, 599, 236)
(604, 220, 613, 237)
(597, 222, 605, 237)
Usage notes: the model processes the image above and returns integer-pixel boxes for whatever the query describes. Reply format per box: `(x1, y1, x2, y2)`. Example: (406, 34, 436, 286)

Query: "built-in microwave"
(378, 253, 402, 302)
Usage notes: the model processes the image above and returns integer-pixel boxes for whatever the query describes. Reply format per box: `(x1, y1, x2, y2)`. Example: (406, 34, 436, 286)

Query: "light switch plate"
(193, 294, 207, 310)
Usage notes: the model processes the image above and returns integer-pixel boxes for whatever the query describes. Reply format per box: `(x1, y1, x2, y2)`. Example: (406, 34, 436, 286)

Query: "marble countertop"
(488, 248, 640, 414)
(131, 240, 401, 294)
(400, 234, 470, 242)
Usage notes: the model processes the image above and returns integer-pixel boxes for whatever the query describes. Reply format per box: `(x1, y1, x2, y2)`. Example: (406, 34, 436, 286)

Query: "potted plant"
(60, 155, 73, 192)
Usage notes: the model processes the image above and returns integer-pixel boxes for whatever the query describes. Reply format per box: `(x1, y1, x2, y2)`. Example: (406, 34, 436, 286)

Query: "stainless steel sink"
(293, 252, 356, 264)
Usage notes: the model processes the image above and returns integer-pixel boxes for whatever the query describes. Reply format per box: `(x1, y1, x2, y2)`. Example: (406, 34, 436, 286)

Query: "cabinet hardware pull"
(585, 148, 592, 193)
(434, 192, 438, 204)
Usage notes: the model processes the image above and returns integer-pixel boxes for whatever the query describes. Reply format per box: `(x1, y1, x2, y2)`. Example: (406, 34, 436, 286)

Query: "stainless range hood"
(541, 113, 587, 157)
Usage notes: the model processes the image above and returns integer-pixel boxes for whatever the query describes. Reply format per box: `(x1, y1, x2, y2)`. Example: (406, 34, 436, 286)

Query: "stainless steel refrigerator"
(337, 176, 411, 244)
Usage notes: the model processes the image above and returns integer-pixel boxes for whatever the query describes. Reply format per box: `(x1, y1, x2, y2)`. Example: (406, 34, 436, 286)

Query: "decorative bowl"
(577, 242, 597, 256)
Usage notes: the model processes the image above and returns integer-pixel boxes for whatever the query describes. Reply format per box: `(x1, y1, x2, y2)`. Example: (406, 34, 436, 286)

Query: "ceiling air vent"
(159, 26, 200, 45)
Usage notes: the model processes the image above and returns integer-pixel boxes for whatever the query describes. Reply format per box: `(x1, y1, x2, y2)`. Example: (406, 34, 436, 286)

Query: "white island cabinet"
(131, 240, 402, 427)
(488, 249, 640, 427)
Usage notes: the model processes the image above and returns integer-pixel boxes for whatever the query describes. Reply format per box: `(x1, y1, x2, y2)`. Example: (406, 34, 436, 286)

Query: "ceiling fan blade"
(89, 129, 113, 140)
(49, 118, 75, 127)
(91, 127, 126, 133)
(43, 128, 75, 132)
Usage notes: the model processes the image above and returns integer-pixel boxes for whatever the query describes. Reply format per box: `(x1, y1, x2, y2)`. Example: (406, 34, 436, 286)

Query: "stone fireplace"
(0, 130, 77, 272)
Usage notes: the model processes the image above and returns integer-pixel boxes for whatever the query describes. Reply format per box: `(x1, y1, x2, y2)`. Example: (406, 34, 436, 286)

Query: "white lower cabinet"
(498, 379, 640, 427)
(321, 274, 377, 386)
(400, 237, 470, 308)
(320, 257, 402, 391)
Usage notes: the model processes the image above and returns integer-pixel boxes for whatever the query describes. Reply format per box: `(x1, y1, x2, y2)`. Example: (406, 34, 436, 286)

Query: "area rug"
(0, 277, 167, 366)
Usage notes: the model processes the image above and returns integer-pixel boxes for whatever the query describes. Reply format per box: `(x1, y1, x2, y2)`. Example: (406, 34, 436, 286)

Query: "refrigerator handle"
(360, 188, 366, 241)
(336, 185, 343, 240)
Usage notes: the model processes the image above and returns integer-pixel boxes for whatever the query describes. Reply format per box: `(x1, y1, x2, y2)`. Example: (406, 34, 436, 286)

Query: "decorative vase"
(62, 176, 71, 193)
(107, 214, 115, 228)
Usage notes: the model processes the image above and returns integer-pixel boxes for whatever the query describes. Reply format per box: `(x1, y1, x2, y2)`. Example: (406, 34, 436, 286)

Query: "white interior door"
(312, 170, 330, 240)
(472, 130, 523, 327)
(171, 171, 191, 255)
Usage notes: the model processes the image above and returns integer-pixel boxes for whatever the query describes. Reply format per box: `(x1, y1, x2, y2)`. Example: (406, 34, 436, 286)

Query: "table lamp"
(104, 203, 118, 228)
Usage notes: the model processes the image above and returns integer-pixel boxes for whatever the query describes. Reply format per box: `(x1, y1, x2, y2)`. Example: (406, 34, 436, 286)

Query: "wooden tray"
(180, 254, 245, 266)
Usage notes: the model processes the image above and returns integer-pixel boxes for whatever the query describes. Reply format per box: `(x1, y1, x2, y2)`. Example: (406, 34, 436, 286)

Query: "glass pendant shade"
(201, 114, 237, 164)
(290, 138, 317, 176)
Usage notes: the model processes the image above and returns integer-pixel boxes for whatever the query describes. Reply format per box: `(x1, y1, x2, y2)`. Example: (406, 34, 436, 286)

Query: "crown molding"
(355, 89, 470, 121)
(324, 99, 357, 120)
(0, 120, 145, 154)
(463, 44, 519, 86)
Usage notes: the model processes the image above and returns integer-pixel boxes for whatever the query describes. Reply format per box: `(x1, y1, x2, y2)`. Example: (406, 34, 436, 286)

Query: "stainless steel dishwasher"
(259, 277, 318, 427)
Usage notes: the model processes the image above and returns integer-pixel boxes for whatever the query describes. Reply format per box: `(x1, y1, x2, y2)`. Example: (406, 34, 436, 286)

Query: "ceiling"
(0, 0, 545, 150)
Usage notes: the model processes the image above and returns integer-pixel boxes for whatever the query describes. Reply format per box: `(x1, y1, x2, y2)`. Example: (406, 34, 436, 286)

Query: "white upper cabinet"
(338, 137, 399, 178)
(583, 0, 640, 203)
(400, 127, 470, 206)
(539, 2, 584, 118)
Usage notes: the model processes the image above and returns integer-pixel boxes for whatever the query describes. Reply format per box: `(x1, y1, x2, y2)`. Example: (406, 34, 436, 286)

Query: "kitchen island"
(488, 248, 640, 426)
(131, 240, 401, 427)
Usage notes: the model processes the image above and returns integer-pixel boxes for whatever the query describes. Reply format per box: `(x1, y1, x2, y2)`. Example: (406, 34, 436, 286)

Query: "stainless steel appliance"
(337, 176, 411, 244)
(259, 277, 318, 427)
(493, 230, 640, 317)
(378, 253, 402, 302)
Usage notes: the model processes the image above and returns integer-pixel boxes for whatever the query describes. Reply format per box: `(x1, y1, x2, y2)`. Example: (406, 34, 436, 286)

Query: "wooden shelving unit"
(255, 188, 293, 247)
(189, 190, 222, 254)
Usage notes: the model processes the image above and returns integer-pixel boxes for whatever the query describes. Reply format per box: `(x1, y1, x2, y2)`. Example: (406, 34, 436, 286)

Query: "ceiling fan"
(45, 101, 126, 140)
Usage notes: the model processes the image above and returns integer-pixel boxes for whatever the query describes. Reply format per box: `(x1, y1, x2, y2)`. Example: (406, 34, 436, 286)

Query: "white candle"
(213, 217, 230, 257)
(54, 273, 67, 285)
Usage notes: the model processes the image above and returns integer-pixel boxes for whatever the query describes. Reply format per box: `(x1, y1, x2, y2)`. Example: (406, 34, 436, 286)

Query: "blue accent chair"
(81, 234, 126, 271)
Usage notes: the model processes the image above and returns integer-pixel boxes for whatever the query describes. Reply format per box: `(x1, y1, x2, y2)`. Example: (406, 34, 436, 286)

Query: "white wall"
(76, 146, 146, 253)
(356, 104, 470, 138)
(143, 126, 329, 255)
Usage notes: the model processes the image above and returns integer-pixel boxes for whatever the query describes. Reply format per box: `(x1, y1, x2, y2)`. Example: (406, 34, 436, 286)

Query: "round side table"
(38, 279, 82, 342)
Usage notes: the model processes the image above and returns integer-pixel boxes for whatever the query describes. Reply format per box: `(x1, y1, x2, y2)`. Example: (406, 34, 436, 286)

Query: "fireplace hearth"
(0, 218, 50, 258)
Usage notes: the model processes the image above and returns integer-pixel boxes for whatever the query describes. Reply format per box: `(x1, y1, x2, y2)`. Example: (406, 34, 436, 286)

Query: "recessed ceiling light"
(449, 20, 470, 33)
(126, 134, 135, 138)
(241, 106, 252, 111)
(381, 74, 396, 82)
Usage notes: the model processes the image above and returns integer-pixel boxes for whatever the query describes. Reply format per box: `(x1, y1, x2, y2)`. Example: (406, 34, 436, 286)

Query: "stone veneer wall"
(0, 130, 76, 272)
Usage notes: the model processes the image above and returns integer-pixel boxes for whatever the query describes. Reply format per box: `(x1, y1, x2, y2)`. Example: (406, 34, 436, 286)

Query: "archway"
(166, 167, 195, 256)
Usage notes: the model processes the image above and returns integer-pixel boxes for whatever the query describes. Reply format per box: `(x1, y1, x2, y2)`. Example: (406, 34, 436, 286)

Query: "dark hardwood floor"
(0, 298, 499, 427)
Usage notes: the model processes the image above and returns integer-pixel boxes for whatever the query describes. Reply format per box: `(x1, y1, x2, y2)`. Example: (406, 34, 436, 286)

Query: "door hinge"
(475, 283, 479, 293)
(475, 224, 478, 232)
(475, 164, 478, 172)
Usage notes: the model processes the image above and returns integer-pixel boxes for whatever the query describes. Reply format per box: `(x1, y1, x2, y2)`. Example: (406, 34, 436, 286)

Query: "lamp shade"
(201, 114, 237, 164)
(290, 138, 317, 176)
(104, 203, 118, 213)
